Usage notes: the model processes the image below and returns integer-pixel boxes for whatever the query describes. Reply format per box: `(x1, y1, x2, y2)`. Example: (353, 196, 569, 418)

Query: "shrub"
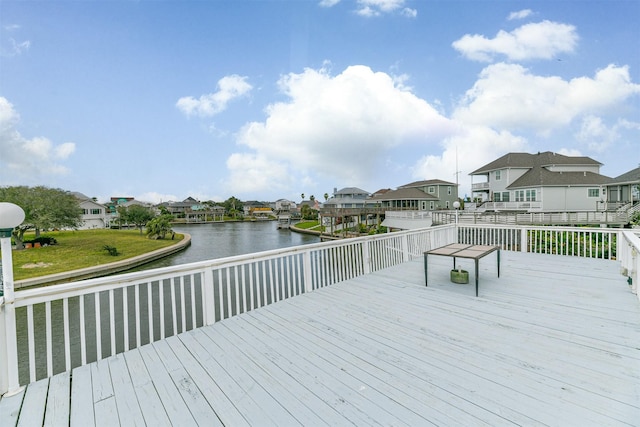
(23, 236, 58, 246)
(103, 245, 120, 256)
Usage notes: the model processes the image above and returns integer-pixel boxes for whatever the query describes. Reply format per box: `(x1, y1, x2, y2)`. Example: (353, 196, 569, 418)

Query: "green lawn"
(294, 221, 324, 231)
(10, 229, 184, 280)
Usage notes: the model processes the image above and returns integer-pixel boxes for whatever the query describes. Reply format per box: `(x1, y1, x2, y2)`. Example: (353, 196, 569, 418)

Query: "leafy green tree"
(223, 196, 244, 219)
(0, 186, 82, 248)
(324, 193, 329, 201)
(118, 204, 155, 234)
(146, 214, 174, 239)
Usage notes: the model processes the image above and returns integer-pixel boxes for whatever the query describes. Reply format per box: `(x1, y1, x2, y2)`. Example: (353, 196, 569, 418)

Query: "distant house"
(71, 192, 109, 229)
(606, 167, 640, 207)
(160, 197, 203, 216)
(323, 187, 370, 209)
(274, 199, 295, 211)
(369, 179, 459, 211)
(470, 151, 614, 211)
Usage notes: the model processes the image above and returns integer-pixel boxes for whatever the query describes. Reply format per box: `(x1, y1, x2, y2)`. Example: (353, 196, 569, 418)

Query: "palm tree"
(301, 193, 305, 201)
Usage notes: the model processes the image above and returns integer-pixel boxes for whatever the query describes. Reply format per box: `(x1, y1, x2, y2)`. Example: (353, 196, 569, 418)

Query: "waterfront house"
(72, 192, 109, 229)
(606, 166, 640, 208)
(323, 187, 370, 209)
(369, 179, 459, 211)
(470, 151, 614, 211)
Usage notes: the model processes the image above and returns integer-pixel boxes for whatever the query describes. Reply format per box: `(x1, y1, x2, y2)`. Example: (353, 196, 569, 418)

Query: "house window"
(526, 189, 536, 201)
(515, 190, 524, 202)
(494, 193, 501, 202)
(82, 209, 89, 215)
(445, 201, 450, 209)
(430, 201, 434, 210)
(502, 192, 510, 202)
(447, 186, 452, 195)
(428, 186, 435, 194)
(495, 170, 501, 181)
(91, 209, 101, 215)
(588, 188, 599, 197)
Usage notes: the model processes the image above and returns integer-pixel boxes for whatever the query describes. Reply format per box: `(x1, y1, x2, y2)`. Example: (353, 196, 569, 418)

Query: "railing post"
(362, 241, 371, 275)
(202, 269, 216, 326)
(401, 234, 410, 263)
(303, 250, 313, 293)
(520, 227, 528, 253)
(1, 236, 21, 396)
(0, 301, 7, 395)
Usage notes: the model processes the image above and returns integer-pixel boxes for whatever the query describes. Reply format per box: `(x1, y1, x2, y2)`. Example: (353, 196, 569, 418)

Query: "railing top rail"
(621, 229, 640, 249)
(457, 223, 620, 233)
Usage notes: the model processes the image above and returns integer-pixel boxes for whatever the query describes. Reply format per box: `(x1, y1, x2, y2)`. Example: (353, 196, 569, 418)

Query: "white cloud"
(507, 9, 533, 21)
(453, 63, 640, 134)
(574, 115, 640, 153)
(355, 0, 415, 17)
(227, 65, 454, 194)
(452, 20, 578, 62)
(318, 0, 341, 7)
(176, 74, 252, 117)
(0, 97, 76, 181)
(401, 8, 417, 18)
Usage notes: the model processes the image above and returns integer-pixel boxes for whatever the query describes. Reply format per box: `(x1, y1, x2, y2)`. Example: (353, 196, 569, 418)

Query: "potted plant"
(450, 266, 469, 284)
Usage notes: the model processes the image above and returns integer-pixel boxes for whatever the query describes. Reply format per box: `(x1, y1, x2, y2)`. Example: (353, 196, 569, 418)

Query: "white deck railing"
(1, 224, 636, 395)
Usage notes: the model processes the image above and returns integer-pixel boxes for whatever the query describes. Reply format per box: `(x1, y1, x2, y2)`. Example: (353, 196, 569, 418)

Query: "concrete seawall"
(15, 233, 192, 289)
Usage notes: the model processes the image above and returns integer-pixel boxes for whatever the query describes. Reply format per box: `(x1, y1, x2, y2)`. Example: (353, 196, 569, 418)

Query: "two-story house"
(323, 187, 370, 209)
(71, 192, 109, 229)
(470, 151, 614, 211)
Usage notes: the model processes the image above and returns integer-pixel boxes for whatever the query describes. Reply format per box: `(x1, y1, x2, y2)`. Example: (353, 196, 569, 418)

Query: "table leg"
(424, 254, 428, 287)
(475, 259, 479, 297)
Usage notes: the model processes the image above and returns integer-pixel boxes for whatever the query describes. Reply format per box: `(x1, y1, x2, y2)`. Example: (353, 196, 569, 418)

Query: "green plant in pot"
(450, 265, 469, 284)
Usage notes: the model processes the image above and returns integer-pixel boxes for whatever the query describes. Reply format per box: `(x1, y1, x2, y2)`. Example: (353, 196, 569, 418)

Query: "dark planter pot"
(450, 269, 469, 284)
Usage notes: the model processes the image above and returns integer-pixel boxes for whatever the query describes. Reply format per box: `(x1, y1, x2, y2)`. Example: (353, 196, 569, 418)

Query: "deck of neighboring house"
(1, 251, 639, 426)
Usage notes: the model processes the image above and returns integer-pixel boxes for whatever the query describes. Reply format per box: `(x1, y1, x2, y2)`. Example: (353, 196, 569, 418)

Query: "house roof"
(70, 191, 91, 201)
(470, 151, 602, 175)
(368, 187, 438, 201)
(508, 168, 614, 189)
(398, 179, 457, 188)
(334, 187, 370, 196)
(610, 167, 640, 185)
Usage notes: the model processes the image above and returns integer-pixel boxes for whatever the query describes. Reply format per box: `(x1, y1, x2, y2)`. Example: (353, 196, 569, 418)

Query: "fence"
(1, 223, 636, 395)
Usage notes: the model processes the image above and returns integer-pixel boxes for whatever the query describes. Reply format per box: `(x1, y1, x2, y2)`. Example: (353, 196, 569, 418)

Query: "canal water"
(134, 220, 319, 270)
(15, 221, 320, 384)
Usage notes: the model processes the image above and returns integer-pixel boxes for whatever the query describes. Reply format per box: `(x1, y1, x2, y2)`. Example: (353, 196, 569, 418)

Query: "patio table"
(424, 243, 500, 297)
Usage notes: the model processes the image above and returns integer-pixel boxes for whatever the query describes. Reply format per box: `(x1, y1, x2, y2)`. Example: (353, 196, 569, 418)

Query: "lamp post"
(453, 200, 460, 225)
(0, 202, 26, 396)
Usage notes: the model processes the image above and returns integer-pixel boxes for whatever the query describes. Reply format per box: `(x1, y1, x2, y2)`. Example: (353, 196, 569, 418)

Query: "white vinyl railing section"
(0, 223, 635, 395)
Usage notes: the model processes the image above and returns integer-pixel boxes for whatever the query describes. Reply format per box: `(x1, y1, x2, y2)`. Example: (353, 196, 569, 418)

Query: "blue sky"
(1, 0, 638, 204)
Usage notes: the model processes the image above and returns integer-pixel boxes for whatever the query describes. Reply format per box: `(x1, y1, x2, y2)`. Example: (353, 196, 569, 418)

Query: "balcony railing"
(471, 182, 490, 190)
(1, 224, 637, 395)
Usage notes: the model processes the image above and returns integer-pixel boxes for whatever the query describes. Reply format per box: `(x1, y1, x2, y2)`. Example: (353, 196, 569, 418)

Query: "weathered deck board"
(2, 251, 639, 426)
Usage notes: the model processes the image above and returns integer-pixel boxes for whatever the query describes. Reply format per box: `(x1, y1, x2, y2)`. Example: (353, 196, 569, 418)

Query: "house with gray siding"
(368, 179, 459, 211)
(606, 167, 640, 207)
(470, 151, 614, 211)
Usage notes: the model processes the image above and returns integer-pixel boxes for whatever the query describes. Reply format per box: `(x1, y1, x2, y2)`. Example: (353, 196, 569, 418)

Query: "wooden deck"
(2, 251, 639, 426)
